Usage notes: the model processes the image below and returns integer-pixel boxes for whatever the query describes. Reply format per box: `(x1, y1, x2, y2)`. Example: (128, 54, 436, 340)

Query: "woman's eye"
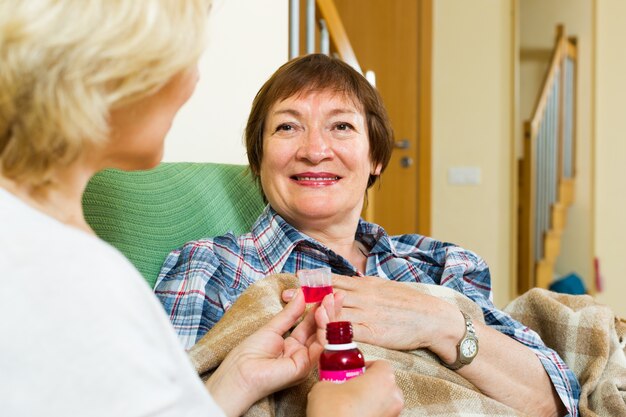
(276, 124, 294, 132)
(335, 123, 354, 131)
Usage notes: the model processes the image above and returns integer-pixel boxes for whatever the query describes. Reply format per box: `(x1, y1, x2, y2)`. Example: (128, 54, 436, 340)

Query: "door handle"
(400, 156, 413, 168)
(394, 138, 410, 149)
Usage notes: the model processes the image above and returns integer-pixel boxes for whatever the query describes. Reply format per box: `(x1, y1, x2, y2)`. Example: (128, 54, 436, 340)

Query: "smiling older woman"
(155, 53, 580, 417)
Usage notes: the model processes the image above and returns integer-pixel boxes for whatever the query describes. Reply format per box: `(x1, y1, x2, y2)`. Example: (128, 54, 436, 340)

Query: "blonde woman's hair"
(0, 0, 211, 187)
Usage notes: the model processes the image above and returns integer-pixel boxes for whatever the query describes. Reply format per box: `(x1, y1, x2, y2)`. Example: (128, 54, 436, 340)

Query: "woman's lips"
(290, 172, 341, 186)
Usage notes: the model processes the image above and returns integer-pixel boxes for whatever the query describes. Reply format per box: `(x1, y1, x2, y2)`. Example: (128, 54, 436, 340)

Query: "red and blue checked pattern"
(154, 205, 580, 415)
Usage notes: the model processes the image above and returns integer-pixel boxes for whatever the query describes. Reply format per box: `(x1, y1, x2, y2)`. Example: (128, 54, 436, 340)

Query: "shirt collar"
(251, 206, 320, 273)
(356, 217, 396, 256)
(251, 205, 397, 274)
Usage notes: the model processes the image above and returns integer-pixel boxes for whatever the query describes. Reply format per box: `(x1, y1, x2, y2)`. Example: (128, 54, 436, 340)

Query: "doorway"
(333, 0, 432, 235)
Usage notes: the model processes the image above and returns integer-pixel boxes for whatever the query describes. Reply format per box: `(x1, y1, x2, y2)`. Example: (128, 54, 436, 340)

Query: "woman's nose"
(296, 128, 333, 163)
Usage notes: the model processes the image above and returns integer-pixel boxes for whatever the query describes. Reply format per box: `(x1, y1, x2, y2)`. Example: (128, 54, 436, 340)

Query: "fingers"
(314, 292, 345, 327)
(282, 288, 296, 302)
(324, 291, 344, 322)
(307, 359, 404, 417)
(320, 291, 336, 322)
(364, 359, 393, 374)
(263, 289, 306, 336)
(330, 274, 385, 309)
(331, 273, 360, 290)
(290, 299, 319, 345)
(360, 360, 405, 415)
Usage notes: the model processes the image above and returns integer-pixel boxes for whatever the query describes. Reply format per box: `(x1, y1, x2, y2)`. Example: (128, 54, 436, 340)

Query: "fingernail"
(284, 289, 296, 300)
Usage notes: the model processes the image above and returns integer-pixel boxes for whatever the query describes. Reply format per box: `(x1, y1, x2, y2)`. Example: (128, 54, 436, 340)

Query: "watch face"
(461, 339, 478, 358)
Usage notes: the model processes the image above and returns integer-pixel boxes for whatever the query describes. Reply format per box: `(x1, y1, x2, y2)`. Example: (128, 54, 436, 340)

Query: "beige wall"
(432, 0, 514, 308)
(163, 0, 288, 165)
(519, 0, 595, 291)
(594, 0, 626, 317)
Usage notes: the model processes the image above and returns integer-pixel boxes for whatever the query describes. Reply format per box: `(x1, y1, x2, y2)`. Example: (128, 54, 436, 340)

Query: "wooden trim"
(510, 0, 520, 299)
(316, 0, 361, 72)
(589, 0, 597, 294)
(417, 0, 432, 235)
(518, 121, 536, 293)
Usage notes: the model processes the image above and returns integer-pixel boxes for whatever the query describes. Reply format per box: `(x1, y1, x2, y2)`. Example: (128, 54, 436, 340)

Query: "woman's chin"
(289, 202, 347, 223)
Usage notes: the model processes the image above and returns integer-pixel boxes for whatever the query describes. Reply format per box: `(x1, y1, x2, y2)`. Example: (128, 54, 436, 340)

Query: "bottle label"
(319, 367, 365, 383)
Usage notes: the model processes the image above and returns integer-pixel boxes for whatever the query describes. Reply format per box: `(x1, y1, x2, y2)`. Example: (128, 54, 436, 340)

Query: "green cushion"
(82, 162, 264, 287)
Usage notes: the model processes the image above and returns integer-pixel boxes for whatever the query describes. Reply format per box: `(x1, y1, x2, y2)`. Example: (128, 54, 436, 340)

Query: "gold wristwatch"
(442, 310, 478, 370)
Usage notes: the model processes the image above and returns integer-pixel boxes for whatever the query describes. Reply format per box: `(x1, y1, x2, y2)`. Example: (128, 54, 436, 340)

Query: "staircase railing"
(289, 0, 362, 74)
(518, 25, 577, 293)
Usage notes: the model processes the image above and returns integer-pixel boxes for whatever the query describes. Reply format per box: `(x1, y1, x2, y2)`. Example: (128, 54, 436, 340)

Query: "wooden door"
(333, 0, 431, 235)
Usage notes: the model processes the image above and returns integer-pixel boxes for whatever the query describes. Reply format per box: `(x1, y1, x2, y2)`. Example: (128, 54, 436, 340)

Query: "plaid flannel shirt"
(154, 205, 580, 415)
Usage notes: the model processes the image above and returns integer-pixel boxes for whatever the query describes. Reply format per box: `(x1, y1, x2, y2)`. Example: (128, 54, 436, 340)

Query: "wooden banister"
(517, 25, 577, 294)
(315, 0, 362, 73)
(529, 26, 566, 133)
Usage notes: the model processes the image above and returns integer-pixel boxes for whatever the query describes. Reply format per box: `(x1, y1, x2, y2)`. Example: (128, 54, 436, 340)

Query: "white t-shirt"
(0, 188, 225, 417)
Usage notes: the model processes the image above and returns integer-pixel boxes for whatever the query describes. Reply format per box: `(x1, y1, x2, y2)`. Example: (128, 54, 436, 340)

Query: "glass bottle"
(319, 321, 365, 383)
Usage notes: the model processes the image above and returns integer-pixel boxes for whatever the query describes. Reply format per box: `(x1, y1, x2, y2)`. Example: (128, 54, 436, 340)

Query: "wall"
(163, 0, 289, 165)
(519, 0, 595, 293)
(594, 0, 626, 317)
(432, 0, 514, 307)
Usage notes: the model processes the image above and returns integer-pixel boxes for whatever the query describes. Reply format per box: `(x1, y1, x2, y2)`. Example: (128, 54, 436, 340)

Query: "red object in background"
(301, 285, 333, 303)
(594, 257, 603, 293)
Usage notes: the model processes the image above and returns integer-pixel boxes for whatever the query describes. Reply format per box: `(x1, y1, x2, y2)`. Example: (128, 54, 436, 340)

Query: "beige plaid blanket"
(189, 274, 626, 416)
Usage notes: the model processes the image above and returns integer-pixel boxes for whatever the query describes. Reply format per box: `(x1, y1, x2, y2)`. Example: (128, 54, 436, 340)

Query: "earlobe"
(372, 163, 382, 176)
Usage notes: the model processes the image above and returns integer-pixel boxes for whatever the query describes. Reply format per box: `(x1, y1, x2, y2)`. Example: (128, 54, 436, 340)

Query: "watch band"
(442, 310, 478, 371)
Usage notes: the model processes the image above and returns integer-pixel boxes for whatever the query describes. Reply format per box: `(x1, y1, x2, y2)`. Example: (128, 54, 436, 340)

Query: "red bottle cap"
(326, 321, 353, 344)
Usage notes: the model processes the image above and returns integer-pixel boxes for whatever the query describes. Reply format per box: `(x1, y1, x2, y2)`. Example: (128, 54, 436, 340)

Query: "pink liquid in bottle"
(319, 321, 365, 383)
(301, 285, 333, 303)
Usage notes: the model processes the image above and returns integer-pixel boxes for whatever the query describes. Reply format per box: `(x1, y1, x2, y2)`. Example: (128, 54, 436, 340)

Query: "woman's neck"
(0, 162, 96, 234)
(295, 217, 368, 274)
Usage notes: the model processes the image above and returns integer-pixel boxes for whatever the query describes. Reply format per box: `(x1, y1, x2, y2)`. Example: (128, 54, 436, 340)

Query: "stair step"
(535, 259, 555, 289)
(559, 178, 575, 206)
(551, 203, 568, 233)
(543, 230, 562, 262)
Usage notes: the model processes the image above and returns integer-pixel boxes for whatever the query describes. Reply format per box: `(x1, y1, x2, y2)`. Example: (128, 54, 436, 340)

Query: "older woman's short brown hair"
(245, 53, 394, 191)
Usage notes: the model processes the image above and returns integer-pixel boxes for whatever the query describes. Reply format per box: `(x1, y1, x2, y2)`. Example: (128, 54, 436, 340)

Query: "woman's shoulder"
(2, 201, 137, 283)
(156, 229, 265, 290)
(358, 218, 453, 254)
(168, 230, 258, 263)
(1, 196, 168, 332)
(360, 220, 486, 266)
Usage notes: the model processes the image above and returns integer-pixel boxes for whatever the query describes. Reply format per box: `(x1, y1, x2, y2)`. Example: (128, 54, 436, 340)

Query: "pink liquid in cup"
(297, 267, 333, 303)
(301, 285, 333, 303)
